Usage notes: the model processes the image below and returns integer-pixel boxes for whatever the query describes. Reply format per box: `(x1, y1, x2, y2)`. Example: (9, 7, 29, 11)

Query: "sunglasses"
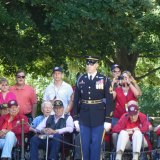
(17, 75, 25, 79)
(86, 62, 96, 66)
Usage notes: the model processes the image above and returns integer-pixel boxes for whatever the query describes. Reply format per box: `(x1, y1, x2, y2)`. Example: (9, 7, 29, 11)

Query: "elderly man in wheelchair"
(112, 103, 152, 160)
(0, 100, 29, 160)
(30, 100, 74, 160)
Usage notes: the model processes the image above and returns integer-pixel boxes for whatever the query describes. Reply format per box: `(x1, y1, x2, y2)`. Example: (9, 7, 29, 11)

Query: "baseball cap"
(8, 100, 18, 108)
(111, 64, 121, 71)
(86, 56, 99, 65)
(128, 104, 139, 116)
(52, 67, 63, 73)
(54, 100, 64, 107)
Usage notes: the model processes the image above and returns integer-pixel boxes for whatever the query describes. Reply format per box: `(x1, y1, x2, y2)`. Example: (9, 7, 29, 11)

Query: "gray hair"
(41, 101, 53, 110)
(0, 78, 8, 84)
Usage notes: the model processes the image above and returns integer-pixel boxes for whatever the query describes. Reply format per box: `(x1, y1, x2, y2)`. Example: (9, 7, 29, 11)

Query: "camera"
(118, 75, 124, 86)
(118, 75, 124, 80)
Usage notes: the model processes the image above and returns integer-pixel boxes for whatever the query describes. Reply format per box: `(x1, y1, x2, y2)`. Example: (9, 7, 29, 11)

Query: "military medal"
(96, 81, 98, 89)
(101, 79, 104, 89)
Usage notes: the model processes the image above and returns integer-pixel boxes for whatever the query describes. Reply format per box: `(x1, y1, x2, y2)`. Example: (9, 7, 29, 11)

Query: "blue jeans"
(0, 131, 17, 158)
(111, 117, 119, 127)
(30, 134, 61, 160)
(80, 124, 104, 160)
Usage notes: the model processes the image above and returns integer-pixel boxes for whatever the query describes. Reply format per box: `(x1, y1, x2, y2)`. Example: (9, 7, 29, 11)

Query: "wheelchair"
(101, 132, 113, 160)
(59, 132, 74, 160)
(103, 132, 153, 160)
(11, 133, 30, 160)
(26, 132, 74, 160)
(11, 132, 75, 160)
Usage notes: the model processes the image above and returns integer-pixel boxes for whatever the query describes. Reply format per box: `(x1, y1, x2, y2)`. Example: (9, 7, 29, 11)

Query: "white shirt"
(43, 81, 73, 111)
(88, 71, 97, 80)
(36, 116, 49, 131)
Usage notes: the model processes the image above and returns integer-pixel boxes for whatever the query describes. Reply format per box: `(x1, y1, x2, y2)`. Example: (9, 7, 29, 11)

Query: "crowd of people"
(0, 56, 158, 160)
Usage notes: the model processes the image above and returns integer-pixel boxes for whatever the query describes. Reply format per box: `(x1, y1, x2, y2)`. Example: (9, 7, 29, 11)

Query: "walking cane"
(21, 119, 25, 160)
(45, 134, 49, 160)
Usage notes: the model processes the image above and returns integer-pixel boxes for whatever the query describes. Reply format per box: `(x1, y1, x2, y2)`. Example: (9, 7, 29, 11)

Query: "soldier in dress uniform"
(73, 56, 114, 160)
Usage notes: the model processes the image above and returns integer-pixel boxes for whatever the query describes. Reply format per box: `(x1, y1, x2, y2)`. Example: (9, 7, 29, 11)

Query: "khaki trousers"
(116, 130, 148, 153)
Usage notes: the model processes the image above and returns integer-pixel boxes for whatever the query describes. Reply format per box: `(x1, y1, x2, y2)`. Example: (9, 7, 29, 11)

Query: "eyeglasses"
(17, 76, 25, 79)
(1, 84, 9, 86)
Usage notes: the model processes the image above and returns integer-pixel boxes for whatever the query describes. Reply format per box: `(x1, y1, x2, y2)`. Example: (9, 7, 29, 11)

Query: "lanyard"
(53, 82, 63, 99)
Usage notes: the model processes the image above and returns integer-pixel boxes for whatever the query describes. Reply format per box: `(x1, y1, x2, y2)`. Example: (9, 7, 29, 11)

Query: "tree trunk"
(114, 47, 139, 76)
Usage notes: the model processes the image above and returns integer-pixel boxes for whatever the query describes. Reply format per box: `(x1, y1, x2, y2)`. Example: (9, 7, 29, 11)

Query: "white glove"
(104, 122, 111, 132)
(74, 120, 80, 132)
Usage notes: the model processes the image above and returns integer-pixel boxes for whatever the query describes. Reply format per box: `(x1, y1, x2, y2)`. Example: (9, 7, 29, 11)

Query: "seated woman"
(0, 100, 29, 160)
(29, 101, 53, 134)
(112, 102, 151, 160)
(30, 99, 74, 160)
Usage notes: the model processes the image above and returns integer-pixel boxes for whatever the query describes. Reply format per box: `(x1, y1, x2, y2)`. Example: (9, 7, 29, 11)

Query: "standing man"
(73, 56, 114, 160)
(43, 67, 73, 114)
(10, 70, 37, 120)
(110, 64, 122, 90)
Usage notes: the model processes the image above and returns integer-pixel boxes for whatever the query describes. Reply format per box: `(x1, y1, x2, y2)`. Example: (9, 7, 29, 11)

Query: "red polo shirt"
(10, 84, 37, 115)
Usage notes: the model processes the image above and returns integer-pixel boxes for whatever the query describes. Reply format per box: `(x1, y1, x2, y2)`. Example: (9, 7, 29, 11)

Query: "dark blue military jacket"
(73, 72, 114, 127)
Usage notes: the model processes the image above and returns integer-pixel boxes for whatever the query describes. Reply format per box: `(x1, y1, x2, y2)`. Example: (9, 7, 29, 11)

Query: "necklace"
(122, 86, 129, 96)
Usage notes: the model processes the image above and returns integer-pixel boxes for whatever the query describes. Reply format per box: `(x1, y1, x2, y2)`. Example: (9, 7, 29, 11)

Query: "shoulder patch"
(76, 74, 85, 88)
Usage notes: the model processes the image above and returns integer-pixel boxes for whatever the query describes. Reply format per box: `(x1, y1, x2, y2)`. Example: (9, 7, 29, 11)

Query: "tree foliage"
(139, 84, 160, 116)
(0, 0, 159, 117)
(0, 0, 159, 81)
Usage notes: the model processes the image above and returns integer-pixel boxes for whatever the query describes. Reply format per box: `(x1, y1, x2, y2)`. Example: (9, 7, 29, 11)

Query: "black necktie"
(90, 75, 92, 80)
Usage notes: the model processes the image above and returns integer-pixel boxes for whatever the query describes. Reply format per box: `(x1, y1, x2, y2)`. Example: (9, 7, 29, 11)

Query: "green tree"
(0, 0, 159, 81)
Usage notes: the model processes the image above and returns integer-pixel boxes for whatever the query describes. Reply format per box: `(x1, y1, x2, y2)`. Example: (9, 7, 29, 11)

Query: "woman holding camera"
(112, 71, 142, 126)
